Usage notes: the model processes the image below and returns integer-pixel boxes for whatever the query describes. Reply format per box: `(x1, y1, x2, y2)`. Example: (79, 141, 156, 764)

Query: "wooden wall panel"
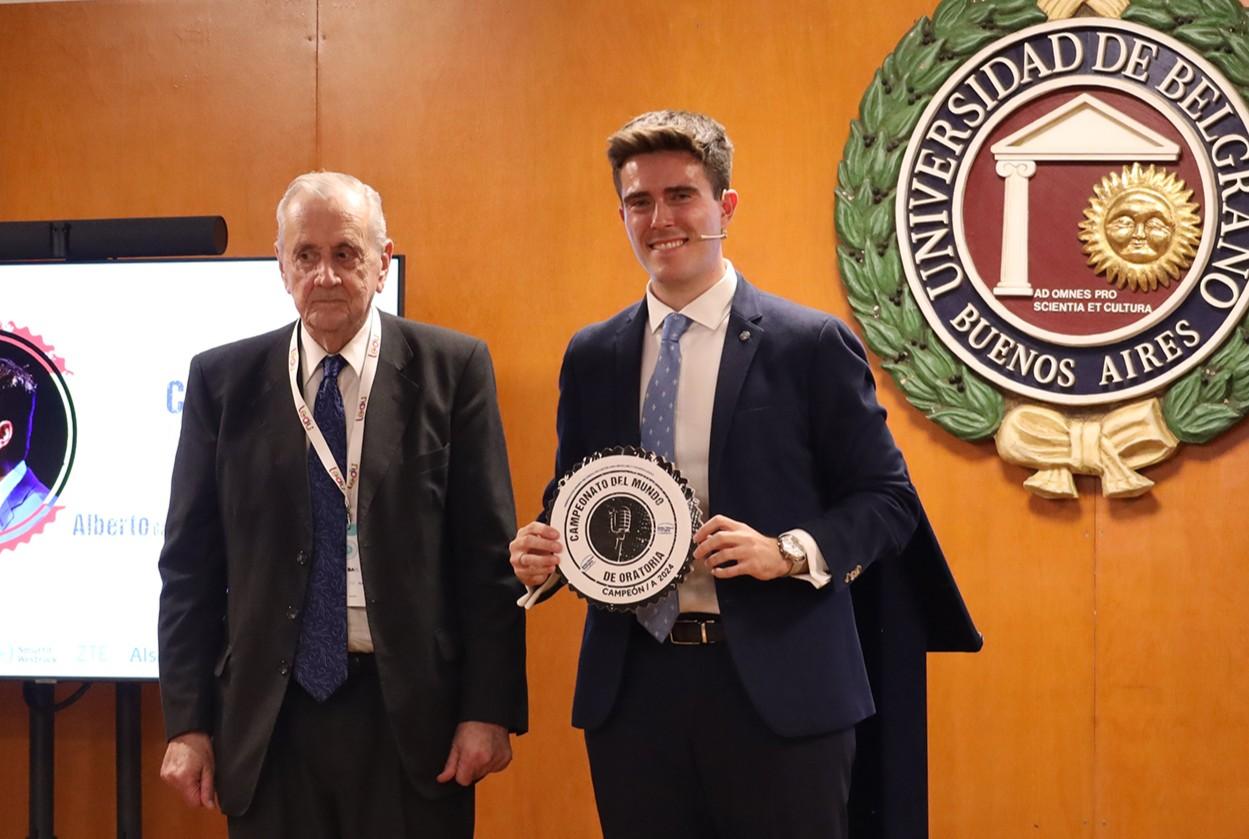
(919, 443, 1096, 838)
(0, 0, 317, 254)
(0, 2, 312, 838)
(0, 1, 1244, 838)
(1095, 422, 1249, 838)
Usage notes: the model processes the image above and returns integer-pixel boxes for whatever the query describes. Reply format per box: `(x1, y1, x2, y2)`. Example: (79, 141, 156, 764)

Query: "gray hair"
(275, 171, 388, 253)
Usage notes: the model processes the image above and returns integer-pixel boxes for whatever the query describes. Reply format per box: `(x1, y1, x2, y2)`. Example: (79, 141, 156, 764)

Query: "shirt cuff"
(516, 575, 560, 609)
(785, 529, 830, 589)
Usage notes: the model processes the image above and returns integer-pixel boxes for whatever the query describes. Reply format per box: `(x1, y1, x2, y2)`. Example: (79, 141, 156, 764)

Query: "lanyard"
(287, 308, 382, 522)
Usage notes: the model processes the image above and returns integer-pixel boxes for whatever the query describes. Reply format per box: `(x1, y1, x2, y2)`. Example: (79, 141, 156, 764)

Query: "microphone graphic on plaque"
(610, 508, 628, 555)
(597, 499, 649, 564)
(546, 446, 700, 611)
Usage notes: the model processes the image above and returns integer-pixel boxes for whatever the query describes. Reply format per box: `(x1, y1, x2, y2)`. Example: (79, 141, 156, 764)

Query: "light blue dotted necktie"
(636, 313, 691, 641)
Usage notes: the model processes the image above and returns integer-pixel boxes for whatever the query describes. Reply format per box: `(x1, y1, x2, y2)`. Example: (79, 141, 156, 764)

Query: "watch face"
(779, 534, 803, 562)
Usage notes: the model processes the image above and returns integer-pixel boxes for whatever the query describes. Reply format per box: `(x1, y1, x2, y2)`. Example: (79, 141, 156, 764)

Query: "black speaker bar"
(0, 216, 228, 261)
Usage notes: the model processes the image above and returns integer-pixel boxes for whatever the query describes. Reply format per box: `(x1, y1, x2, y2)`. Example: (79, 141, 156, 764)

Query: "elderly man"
(510, 111, 924, 839)
(158, 171, 526, 838)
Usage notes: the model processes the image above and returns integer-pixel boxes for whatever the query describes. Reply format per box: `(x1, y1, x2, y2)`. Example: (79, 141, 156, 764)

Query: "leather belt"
(668, 614, 725, 645)
(347, 652, 375, 671)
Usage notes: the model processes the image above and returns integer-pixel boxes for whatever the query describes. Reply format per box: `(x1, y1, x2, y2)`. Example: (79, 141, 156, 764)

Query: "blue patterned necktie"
(294, 354, 349, 701)
(636, 313, 692, 641)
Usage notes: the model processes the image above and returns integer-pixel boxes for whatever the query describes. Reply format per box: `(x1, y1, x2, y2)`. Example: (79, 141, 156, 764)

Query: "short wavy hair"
(607, 110, 734, 198)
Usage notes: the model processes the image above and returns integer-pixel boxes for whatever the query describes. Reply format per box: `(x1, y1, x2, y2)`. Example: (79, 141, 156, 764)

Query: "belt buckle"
(668, 619, 709, 646)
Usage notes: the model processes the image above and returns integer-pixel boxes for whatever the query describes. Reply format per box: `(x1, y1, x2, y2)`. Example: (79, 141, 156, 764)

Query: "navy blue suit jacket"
(546, 275, 922, 736)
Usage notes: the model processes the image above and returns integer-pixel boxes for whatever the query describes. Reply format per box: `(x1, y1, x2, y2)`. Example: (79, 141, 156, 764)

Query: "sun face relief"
(1106, 193, 1172, 262)
(1079, 163, 1201, 292)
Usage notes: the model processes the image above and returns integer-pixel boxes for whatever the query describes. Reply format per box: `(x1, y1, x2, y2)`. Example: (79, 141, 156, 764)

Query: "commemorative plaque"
(546, 447, 700, 611)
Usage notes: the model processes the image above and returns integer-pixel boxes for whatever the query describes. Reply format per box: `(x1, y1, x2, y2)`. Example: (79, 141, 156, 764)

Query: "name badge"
(346, 521, 366, 607)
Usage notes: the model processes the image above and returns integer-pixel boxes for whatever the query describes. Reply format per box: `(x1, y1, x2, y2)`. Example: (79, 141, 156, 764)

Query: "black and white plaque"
(547, 447, 700, 611)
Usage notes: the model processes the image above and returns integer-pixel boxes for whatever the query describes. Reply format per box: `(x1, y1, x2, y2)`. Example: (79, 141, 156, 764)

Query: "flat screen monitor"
(0, 256, 404, 680)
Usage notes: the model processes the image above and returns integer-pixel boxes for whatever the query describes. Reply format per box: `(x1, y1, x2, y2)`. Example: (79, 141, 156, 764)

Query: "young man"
(510, 111, 920, 838)
(0, 358, 50, 533)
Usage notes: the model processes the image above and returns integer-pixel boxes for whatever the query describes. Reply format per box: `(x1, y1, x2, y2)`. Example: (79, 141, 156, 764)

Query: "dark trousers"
(228, 655, 474, 839)
(584, 625, 855, 839)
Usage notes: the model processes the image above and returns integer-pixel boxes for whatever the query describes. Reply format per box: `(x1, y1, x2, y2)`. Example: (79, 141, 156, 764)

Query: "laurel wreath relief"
(835, 0, 1249, 445)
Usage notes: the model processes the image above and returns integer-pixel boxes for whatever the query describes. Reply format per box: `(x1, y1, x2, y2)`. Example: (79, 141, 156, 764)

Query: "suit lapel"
(254, 324, 312, 535)
(356, 314, 421, 520)
(612, 301, 648, 447)
(708, 276, 764, 504)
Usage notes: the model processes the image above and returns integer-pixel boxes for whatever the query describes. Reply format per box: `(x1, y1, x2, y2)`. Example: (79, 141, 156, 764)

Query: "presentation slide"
(0, 257, 402, 680)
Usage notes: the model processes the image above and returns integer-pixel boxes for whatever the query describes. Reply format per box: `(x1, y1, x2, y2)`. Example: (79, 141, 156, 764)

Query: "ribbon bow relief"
(995, 398, 1179, 499)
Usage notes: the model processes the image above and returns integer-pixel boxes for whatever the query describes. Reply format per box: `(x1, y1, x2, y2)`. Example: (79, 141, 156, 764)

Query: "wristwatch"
(776, 532, 808, 577)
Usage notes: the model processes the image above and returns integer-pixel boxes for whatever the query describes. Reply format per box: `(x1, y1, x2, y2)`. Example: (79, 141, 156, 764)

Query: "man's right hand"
(160, 731, 217, 809)
(509, 522, 562, 587)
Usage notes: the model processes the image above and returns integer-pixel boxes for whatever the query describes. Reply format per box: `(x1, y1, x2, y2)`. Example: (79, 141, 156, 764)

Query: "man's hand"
(695, 515, 791, 581)
(436, 721, 512, 786)
(160, 731, 217, 809)
(509, 522, 562, 587)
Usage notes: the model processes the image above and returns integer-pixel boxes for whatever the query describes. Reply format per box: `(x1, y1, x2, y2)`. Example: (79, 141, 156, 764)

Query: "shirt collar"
(0, 460, 29, 506)
(299, 310, 374, 383)
(646, 260, 738, 334)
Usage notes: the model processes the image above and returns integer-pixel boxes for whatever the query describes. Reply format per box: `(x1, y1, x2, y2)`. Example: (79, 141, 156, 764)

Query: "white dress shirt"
(0, 460, 29, 510)
(642, 260, 830, 615)
(299, 315, 375, 652)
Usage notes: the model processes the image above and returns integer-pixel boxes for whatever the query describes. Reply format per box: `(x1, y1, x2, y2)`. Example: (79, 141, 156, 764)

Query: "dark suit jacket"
(546, 275, 920, 736)
(158, 312, 527, 815)
(0, 465, 50, 533)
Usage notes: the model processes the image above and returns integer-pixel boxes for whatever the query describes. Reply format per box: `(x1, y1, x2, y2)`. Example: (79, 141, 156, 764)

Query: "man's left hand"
(436, 721, 512, 786)
(695, 515, 791, 581)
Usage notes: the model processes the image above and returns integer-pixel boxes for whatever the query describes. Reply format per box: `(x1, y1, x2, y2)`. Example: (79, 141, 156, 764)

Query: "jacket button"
(286, 606, 299, 620)
(278, 660, 290, 676)
(296, 550, 307, 566)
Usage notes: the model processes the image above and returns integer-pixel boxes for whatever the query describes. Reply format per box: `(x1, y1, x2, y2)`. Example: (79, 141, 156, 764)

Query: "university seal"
(837, 0, 1249, 498)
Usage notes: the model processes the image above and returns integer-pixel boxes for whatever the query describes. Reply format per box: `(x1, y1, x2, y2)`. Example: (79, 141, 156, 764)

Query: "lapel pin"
(739, 330, 751, 342)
